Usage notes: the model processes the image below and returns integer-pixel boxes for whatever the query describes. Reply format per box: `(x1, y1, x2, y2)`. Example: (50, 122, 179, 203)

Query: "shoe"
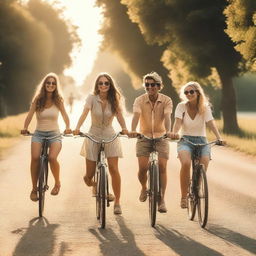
(139, 189, 147, 202)
(83, 176, 96, 187)
(30, 189, 38, 202)
(114, 204, 122, 215)
(108, 193, 115, 202)
(180, 198, 188, 209)
(158, 201, 167, 213)
(51, 185, 61, 195)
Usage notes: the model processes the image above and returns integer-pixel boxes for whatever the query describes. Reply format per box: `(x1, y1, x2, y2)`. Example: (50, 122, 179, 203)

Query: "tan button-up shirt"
(133, 93, 173, 138)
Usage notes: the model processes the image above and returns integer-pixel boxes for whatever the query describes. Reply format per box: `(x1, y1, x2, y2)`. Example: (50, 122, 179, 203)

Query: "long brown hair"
(33, 73, 63, 112)
(93, 73, 121, 114)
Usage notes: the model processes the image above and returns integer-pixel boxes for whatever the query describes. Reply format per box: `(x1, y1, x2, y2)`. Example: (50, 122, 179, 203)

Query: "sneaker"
(139, 189, 147, 202)
(114, 204, 122, 215)
(180, 198, 188, 209)
(30, 190, 38, 202)
(158, 201, 167, 213)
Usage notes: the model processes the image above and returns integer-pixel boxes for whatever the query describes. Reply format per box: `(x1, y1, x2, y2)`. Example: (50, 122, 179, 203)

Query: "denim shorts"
(32, 130, 62, 145)
(177, 135, 211, 158)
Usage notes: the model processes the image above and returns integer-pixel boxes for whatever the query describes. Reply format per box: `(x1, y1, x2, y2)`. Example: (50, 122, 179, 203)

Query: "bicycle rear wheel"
(98, 166, 106, 228)
(148, 163, 158, 227)
(187, 176, 196, 221)
(38, 158, 48, 217)
(197, 164, 208, 228)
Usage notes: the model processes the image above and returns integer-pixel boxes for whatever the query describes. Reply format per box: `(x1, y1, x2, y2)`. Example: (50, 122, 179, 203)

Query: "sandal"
(30, 189, 38, 202)
(114, 204, 122, 215)
(83, 176, 96, 187)
(180, 198, 188, 209)
(51, 184, 61, 195)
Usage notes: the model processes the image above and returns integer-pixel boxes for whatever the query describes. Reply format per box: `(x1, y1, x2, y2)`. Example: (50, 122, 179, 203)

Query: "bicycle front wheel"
(197, 164, 208, 228)
(38, 158, 48, 217)
(187, 178, 196, 221)
(98, 166, 106, 228)
(148, 163, 158, 227)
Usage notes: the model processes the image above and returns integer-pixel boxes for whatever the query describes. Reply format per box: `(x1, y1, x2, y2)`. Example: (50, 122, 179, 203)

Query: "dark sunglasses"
(45, 81, 56, 85)
(145, 82, 160, 88)
(98, 81, 110, 86)
(184, 89, 198, 95)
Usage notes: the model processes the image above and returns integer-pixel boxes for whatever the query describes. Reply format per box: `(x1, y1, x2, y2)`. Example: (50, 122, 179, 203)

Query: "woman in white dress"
(73, 73, 128, 215)
(170, 81, 224, 208)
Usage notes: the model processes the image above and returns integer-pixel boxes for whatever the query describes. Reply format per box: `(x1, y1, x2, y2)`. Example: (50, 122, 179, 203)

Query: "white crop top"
(175, 102, 213, 136)
(36, 104, 59, 131)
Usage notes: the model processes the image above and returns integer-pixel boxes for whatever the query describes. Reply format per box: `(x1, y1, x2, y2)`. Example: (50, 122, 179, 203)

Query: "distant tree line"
(0, 0, 79, 117)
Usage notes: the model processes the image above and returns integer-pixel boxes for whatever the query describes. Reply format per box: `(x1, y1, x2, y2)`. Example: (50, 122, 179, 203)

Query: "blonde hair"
(93, 73, 122, 114)
(143, 71, 164, 91)
(179, 81, 210, 115)
(32, 72, 63, 112)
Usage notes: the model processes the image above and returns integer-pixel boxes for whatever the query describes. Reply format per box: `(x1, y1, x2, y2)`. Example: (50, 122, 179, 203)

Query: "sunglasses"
(98, 81, 110, 86)
(184, 89, 198, 95)
(145, 82, 160, 88)
(45, 81, 56, 86)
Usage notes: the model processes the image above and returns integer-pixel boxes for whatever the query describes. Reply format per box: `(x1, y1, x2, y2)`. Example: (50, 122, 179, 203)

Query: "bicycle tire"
(38, 158, 47, 217)
(99, 166, 106, 228)
(148, 163, 158, 227)
(187, 176, 196, 221)
(197, 164, 208, 228)
(96, 172, 100, 220)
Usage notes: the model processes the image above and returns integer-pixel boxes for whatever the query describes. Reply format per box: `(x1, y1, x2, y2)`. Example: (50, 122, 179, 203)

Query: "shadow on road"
(207, 224, 256, 254)
(154, 225, 222, 256)
(12, 217, 59, 256)
(89, 216, 145, 256)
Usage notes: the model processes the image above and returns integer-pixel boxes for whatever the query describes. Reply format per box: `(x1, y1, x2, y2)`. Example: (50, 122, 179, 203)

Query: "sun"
(20, 0, 103, 86)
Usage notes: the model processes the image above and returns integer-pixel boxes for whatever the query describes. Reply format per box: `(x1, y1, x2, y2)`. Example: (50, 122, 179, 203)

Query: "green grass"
(208, 118, 256, 156)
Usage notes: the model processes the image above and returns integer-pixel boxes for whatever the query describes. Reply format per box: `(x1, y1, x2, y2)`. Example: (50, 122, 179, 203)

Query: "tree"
(224, 0, 256, 71)
(122, 0, 244, 134)
(95, 0, 179, 105)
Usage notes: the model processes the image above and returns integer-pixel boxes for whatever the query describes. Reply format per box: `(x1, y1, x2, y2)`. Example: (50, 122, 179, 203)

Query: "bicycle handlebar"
(77, 132, 127, 144)
(180, 137, 224, 146)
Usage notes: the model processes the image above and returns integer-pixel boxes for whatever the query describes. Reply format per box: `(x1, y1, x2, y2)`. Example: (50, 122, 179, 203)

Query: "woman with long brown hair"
(21, 73, 71, 201)
(73, 73, 128, 215)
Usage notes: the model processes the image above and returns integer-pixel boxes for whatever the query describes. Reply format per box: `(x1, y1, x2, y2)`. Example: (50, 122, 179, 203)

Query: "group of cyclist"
(21, 71, 224, 215)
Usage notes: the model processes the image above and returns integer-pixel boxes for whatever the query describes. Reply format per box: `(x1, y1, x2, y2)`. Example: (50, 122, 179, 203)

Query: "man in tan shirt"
(130, 71, 173, 213)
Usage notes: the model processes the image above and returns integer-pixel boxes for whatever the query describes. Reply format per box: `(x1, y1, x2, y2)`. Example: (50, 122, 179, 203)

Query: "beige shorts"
(136, 138, 169, 160)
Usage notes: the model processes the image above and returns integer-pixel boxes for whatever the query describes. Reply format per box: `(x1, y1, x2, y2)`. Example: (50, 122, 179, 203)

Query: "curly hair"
(93, 73, 121, 114)
(33, 73, 63, 112)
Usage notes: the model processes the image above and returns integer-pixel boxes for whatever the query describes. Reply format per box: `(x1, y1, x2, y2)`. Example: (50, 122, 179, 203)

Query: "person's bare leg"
(107, 157, 120, 205)
(31, 142, 42, 191)
(158, 157, 168, 201)
(83, 159, 96, 186)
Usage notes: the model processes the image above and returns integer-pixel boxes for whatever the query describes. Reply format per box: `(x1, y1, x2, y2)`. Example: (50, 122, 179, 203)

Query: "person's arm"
(164, 113, 171, 133)
(59, 101, 71, 133)
(116, 110, 128, 135)
(73, 107, 90, 135)
(21, 100, 36, 134)
(206, 120, 222, 140)
(169, 117, 182, 139)
(130, 112, 140, 137)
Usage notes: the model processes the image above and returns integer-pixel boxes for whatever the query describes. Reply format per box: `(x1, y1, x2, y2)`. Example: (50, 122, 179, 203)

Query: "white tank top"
(36, 104, 59, 131)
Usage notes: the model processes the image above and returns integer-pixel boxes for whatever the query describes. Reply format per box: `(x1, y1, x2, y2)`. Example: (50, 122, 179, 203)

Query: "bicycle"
(24, 132, 69, 217)
(78, 132, 126, 229)
(135, 134, 169, 227)
(181, 136, 223, 228)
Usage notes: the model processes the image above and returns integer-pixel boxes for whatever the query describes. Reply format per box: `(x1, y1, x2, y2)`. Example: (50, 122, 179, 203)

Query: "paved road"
(0, 129, 255, 256)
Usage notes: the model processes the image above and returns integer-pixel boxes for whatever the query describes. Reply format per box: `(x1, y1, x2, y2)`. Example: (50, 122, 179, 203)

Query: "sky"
(22, 0, 103, 86)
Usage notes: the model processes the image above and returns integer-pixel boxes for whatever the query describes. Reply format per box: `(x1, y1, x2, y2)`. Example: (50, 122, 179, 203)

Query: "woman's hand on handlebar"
(64, 128, 72, 134)
(120, 129, 129, 135)
(73, 129, 80, 136)
(21, 129, 30, 135)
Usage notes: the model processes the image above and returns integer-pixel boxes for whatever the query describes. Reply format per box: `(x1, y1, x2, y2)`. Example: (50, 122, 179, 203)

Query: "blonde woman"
(73, 73, 128, 215)
(170, 81, 224, 208)
(21, 73, 71, 201)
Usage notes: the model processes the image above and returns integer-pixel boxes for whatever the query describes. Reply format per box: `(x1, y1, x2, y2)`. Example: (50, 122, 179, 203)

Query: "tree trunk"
(218, 70, 240, 134)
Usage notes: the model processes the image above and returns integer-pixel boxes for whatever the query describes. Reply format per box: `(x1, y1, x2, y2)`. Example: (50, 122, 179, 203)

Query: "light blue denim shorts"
(32, 130, 62, 145)
(177, 135, 211, 157)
